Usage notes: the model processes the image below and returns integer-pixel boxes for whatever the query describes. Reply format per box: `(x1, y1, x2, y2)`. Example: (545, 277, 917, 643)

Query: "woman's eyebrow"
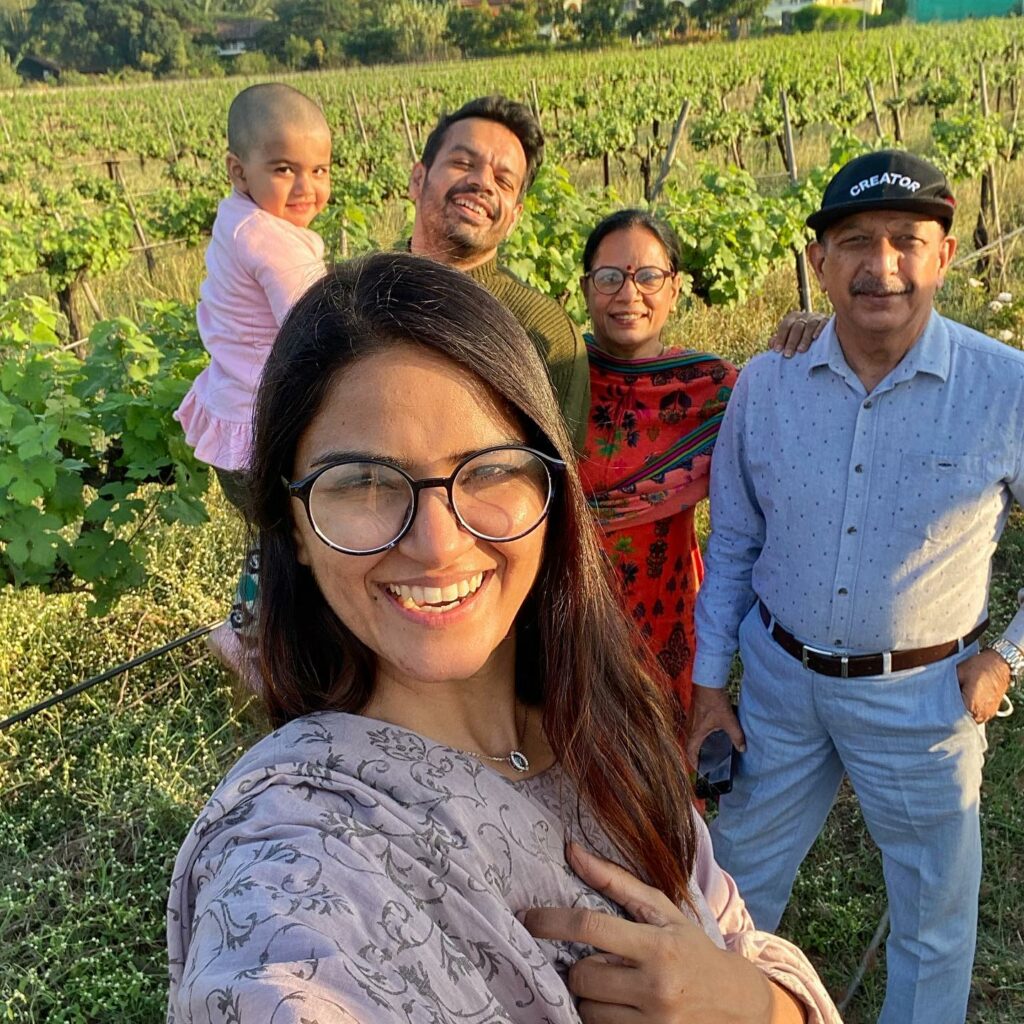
(308, 439, 526, 471)
(309, 449, 404, 469)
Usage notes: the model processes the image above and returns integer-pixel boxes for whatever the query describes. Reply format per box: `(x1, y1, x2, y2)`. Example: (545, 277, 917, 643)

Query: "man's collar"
(403, 237, 500, 279)
(464, 255, 499, 280)
(809, 309, 950, 386)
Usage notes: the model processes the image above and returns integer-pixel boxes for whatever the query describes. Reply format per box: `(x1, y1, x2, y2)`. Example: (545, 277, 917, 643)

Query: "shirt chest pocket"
(891, 453, 987, 542)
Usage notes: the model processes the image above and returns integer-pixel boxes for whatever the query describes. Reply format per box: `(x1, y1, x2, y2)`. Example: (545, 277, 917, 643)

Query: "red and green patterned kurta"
(580, 336, 738, 714)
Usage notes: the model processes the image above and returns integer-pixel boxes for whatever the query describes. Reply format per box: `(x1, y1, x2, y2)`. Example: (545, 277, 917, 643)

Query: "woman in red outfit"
(578, 210, 820, 718)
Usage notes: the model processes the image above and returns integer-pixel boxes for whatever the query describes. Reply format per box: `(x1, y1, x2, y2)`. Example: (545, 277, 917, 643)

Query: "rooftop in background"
(213, 18, 271, 43)
(213, 18, 271, 58)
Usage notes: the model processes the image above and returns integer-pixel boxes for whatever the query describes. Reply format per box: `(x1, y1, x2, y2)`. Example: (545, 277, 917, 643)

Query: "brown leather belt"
(758, 601, 988, 678)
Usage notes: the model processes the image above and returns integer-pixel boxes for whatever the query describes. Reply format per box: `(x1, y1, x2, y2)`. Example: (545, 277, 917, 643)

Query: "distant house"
(213, 18, 270, 58)
(17, 55, 61, 82)
(764, 0, 881, 20)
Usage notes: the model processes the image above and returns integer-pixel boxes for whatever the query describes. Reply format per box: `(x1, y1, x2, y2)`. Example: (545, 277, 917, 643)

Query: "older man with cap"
(686, 149, 1024, 1023)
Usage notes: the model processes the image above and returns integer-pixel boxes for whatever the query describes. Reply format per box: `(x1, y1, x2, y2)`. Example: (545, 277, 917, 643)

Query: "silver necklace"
(451, 705, 530, 773)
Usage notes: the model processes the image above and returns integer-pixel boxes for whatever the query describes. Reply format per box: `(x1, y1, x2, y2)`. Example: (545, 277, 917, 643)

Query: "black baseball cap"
(806, 150, 956, 235)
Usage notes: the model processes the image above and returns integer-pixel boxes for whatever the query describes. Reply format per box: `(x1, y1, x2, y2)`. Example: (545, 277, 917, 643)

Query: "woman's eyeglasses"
(286, 445, 565, 555)
(585, 266, 675, 295)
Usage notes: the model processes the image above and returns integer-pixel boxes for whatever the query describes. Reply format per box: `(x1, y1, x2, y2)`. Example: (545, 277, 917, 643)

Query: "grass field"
(3, 40, 1024, 1023)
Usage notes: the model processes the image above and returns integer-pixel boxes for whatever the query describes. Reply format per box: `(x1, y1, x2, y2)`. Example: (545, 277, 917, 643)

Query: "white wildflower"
(968, 277, 984, 288)
(996, 291, 1013, 303)
(989, 300, 1004, 313)
(997, 329, 1015, 342)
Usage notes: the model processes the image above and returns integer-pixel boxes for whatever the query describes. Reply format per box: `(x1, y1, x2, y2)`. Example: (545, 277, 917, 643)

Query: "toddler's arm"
(236, 218, 327, 326)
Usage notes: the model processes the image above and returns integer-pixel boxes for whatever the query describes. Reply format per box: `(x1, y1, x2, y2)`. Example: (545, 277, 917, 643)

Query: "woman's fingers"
(770, 311, 829, 357)
(576, 1000, 648, 1024)
(523, 903, 655, 963)
(569, 956, 642, 1008)
(564, 843, 681, 926)
(769, 312, 803, 355)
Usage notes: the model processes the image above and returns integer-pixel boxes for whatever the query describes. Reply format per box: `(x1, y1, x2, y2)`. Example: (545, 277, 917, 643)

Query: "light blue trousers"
(710, 605, 986, 1024)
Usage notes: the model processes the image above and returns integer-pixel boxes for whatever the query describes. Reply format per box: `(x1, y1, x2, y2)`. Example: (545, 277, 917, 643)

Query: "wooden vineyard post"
(780, 89, 812, 313)
(721, 94, 744, 170)
(1008, 72, 1021, 162)
(648, 99, 691, 205)
(602, 150, 611, 190)
(640, 138, 653, 205)
(530, 79, 541, 128)
(178, 97, 199, 168)
(836, 52, 846, 94)
(887, 45, 904, 143)
(1011, 43, 1019, 113)
(865, 78, 884, 139)
(50, 209, 100, 345)
(977, 61, 1006, 282)
(165, 116, 179, 164)
(400, 97, 419, 163)
(0, 110, 11, 146)
(349, 90, 369, 146)
(113, 162, 158, 282)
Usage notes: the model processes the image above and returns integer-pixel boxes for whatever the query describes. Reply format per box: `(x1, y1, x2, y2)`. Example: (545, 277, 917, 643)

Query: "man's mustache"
(850, 277, 913, 297)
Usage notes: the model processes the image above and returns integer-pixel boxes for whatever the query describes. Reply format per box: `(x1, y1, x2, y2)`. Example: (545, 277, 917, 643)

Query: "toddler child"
(174, 83, 331, 677)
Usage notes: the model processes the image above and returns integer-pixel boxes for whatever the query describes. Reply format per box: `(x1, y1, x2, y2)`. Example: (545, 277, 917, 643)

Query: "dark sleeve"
(537, 315, 590, 454)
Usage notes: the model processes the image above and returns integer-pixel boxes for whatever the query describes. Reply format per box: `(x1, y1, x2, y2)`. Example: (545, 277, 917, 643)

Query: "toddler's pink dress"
(175, 190, 326, 472)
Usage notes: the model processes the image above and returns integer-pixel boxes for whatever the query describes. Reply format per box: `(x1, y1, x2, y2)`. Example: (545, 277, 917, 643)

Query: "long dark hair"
(582, 208, 682, 272)
(249, 252, 697, 905)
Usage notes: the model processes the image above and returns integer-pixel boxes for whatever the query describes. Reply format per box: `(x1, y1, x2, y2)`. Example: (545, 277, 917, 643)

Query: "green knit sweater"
(467, 257, 590, 453)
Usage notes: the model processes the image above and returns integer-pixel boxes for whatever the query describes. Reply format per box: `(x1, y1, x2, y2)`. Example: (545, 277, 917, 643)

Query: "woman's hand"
(768, 312, 828, 358)
(523, 843, 805, 1023)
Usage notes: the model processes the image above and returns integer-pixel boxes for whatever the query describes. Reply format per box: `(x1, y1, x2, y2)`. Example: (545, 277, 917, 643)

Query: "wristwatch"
(987, 637, 1024, 685)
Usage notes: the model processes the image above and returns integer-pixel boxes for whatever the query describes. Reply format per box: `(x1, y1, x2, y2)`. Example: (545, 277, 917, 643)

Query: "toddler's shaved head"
(227, 83, 329, 158)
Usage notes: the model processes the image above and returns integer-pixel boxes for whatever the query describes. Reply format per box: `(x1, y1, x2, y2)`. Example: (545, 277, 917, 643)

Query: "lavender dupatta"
(167, 711, 839, 1023)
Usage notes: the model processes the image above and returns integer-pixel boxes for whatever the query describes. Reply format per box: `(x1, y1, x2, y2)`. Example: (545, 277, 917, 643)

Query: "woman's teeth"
(385, 573, 485, 612)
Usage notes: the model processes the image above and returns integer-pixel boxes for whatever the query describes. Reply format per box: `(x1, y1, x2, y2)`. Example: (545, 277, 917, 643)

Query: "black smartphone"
(694, 728, 737, 801)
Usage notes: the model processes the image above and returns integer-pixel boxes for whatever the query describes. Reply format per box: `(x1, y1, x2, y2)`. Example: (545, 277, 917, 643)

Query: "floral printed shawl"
(581, 337, 737, 531)
(167, 711, 839, 1024)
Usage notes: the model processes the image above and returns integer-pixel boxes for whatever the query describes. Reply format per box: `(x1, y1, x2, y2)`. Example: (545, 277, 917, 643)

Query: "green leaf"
(7, 476, 44, 506)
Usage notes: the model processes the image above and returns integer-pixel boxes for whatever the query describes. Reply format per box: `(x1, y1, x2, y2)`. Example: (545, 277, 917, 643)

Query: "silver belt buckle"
(801, 643, 848, 676)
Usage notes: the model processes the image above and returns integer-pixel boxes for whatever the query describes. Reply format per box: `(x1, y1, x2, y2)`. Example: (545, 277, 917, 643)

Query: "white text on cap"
(849, 173, 922, 197)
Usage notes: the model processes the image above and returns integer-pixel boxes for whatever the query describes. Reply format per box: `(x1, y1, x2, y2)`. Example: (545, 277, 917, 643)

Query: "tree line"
(0, 0, 778, 79)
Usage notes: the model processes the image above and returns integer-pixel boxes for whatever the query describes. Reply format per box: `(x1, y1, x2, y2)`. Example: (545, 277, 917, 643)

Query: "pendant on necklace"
(507, 749, 530, 773)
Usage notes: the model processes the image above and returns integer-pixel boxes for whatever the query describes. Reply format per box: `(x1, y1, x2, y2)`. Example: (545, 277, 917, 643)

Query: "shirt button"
(854, 464, 864, 473)
(837, 587, 849, 595)
(863, 399, 873, 409)
(847, 526, 857, 534)
(835, 639, 843, 646)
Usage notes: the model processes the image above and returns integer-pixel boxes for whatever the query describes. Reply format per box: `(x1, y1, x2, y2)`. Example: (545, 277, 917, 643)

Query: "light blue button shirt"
(693, 311, 1024, 688)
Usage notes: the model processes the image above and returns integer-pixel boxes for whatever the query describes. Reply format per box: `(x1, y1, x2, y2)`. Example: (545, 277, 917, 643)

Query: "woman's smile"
(382, 570, 490, 618)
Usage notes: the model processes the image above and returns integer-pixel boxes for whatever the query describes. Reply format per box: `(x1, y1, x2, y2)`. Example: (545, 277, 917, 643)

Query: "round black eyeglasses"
(585, 265, 675, 295)
(286, 445, 565, 555)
